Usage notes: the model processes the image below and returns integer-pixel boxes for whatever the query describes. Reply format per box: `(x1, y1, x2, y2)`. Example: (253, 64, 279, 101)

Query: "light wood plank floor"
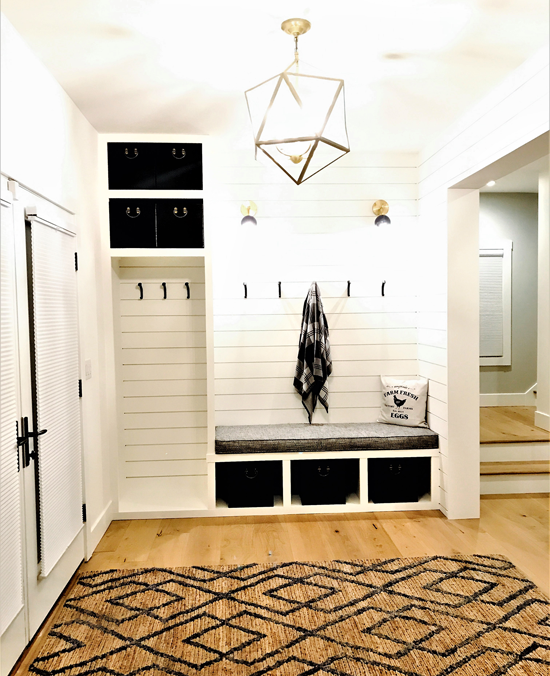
(480, 406, 550, 444)
(12, 495, 549, 675)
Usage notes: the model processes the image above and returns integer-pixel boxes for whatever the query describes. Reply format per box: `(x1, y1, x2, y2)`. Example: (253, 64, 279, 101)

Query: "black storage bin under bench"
(216, 461, 283, 508)
(292, 459, 359, 505)
(368, 457, 431, 504)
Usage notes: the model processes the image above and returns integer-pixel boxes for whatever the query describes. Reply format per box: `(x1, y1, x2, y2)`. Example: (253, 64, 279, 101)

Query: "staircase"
(480, 406, 550, 495)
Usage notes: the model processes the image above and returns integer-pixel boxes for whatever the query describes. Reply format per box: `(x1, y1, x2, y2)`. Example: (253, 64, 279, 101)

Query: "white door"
(0, 180, 85, 675)
(0, 182, 27, 675)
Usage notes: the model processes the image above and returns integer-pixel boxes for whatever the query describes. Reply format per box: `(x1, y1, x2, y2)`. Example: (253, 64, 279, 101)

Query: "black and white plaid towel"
(293, 282, 332, 423)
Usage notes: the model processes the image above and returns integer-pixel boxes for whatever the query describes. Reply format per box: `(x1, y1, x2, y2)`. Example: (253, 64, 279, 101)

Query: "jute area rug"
(30, 555, 549, 676)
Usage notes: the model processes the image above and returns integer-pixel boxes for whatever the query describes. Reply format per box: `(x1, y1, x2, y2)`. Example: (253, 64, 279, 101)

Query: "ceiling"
(480, 155, 549, 192)
(2, 0, 548, 151)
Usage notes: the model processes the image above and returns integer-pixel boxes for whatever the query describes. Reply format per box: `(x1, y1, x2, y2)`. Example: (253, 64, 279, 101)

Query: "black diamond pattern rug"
(29, 556, 549, 676)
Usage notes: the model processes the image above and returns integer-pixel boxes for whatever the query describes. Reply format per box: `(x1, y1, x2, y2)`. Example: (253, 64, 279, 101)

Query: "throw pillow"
(377, 376, 429, 428)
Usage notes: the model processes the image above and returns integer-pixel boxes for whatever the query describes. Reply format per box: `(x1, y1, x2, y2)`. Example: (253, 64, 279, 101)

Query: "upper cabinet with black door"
(155, 144, 203, 190)
(108, 142, 203, 190)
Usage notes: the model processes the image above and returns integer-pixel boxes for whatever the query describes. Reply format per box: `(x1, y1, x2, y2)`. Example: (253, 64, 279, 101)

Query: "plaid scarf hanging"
(293, 282, 332, 423)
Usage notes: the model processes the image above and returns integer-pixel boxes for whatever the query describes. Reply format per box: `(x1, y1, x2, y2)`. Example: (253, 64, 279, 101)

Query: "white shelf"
(110, 248, 206, 258)
(209, 448, 439, 463)
(108, 190, 204, 199)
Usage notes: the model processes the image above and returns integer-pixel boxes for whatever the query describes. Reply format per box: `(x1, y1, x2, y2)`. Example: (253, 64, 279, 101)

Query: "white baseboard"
(480, 442, 550, 462)
(480, 383, 537, 407)
(535, 410, 550, 431)
(480, 474, 550, 495)
(86, 499, 113, 560)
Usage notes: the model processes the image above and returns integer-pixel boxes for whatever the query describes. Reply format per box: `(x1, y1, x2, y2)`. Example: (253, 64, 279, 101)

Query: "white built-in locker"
(113, 257, 208, 512)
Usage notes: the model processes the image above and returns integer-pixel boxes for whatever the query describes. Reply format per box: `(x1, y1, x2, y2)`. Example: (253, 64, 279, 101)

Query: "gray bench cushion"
(215, 423, 438, 454)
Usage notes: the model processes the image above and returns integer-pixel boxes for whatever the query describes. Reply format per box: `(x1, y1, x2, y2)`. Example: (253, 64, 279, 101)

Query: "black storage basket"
(291, 459, 359, 505)
(368, 457, 431, 503)
(216, 461, 282, 508)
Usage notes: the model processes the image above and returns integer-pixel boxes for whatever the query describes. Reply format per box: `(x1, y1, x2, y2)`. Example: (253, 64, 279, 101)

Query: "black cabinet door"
(107, 143, 156, 190)
(109, 199, 156, 248)
(155, 143, 203, 190)
(156, 199, 204, 248)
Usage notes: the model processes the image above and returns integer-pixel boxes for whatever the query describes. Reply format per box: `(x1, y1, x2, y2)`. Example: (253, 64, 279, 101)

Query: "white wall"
(0, 14, 114, 553)
(537, 171, 550, 431)
(479, 192, 538, 398)
(418, 46, 549, 518)
(208, 149, 421, 426)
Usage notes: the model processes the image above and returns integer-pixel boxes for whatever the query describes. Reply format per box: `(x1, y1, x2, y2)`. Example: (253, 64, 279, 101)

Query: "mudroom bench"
(212, 423, 440, 514)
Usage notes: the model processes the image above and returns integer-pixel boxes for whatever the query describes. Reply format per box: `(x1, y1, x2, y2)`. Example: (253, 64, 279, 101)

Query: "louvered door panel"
(29, 219, 83, 578)
(0, 197, 24, 634)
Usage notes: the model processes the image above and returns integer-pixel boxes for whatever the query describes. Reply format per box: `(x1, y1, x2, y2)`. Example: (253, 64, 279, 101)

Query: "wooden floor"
(12, 494, 549, 675)
(480, 406, 550, 444)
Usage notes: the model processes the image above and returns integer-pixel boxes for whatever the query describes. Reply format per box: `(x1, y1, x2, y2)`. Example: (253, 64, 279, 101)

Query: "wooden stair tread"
(480, 406, 550, 444)
(480, 435, 550, 444)
(480, 460, 550, 476)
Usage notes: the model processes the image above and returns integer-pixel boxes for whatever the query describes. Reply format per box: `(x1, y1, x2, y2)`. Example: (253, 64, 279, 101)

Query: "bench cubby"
(216, 460, 283, 508)
(368, 456, 431, 504)
(291, 459, 359, 505)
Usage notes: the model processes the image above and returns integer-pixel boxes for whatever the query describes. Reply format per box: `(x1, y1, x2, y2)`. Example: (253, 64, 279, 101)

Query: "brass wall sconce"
(373, 200, 391, 225)
(241, 201, 258, 225)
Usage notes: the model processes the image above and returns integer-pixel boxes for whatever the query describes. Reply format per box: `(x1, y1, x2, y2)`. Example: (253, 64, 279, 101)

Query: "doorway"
(477, 158, 550, 493)
(447, 136, 549, 499)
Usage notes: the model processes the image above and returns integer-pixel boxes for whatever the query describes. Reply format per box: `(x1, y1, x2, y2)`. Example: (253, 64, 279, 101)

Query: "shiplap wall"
(209, 150, 421, 426)
(417, 46, 549, 518)
(113, 257, 208, 511)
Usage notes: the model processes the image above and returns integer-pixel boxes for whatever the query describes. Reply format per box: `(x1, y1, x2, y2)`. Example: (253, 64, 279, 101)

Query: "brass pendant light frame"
(245, 19, 350, 186)
(281, 18, 311, 36)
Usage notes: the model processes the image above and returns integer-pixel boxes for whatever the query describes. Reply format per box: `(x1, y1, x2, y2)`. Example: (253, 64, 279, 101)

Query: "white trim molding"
(480, 383, 537, 407)
(535, 410, 550, 432)
(481, 474, 549, 495)
(86, 500, 113, 561)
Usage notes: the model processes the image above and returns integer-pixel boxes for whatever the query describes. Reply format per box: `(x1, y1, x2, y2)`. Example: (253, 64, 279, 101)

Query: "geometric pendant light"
(245, 18, 350, 185)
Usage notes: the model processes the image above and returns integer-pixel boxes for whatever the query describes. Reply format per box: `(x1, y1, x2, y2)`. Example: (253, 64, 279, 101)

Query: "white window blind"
(0, 196, 24, 634)
(480, 253, 504, 356)
(479, 242, 512, 366)
(28, 216, 83, 578)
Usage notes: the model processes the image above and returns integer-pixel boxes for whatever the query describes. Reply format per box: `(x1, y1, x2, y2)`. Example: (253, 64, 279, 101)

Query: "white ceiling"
(480, 155, 549, 192)
(2, 0, 548, 151)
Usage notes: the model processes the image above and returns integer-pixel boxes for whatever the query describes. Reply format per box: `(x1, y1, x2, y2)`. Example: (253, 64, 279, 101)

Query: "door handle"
(18, 417, 47, 468)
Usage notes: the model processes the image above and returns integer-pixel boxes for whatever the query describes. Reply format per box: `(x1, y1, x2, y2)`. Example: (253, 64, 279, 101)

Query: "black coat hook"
(347, 281, 351, 297)
(243, 283, 247, 299)
(185, 282, 190, 299)
(278, 281, 282, 298)
(381, 280, 386, 297)
(137, 282, 143, 300)
(162, 282, 167, 299)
